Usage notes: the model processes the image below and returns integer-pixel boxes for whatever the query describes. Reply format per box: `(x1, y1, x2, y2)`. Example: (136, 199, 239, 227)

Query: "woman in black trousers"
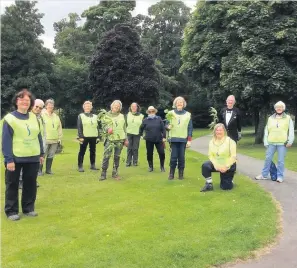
(139, 106, 166, 172)
(2, 89, 44, 221)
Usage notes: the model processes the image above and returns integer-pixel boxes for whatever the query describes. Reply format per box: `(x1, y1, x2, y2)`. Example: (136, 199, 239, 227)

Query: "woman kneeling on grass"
(100, 100, 128, 181)
(200, 123, 237, 192)
(255, 101, 294, 183)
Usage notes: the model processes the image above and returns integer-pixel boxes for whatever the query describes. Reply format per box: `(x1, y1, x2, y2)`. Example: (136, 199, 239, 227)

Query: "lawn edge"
(213, 180, 283, 268)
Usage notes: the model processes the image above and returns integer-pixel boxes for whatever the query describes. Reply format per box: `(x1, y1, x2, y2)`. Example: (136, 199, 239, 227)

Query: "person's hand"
(186, 141, 191, 148)
(107, 128, 113, 135)
(40, 157, 44, 165)
(58, 139, 62, 145)
(96, 138, 100, 144)
(7, 162, 15, 172)
(238, 132, 242, 141)
(167, 124, 172, 130)
(124, 139, 129, 147)
(264, 143, 269, 148)
(140, 136, 144, 140)
(220, 167, 228, 173)
(286, 143, 292, 148)
(162, 138, 166, 143)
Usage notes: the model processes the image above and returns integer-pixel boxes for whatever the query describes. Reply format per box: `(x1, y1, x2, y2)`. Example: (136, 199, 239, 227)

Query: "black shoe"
(78, 165, 84, 172)
(126, 163, 131, 167)
(178, 169, 184, 180)
(133, 162, 138, 166)
(99, 171, 107, 181)
(168, 168, 175, 180)
(160, 166, 165, 172)
(200, 183, 213, 192)
(148, 166, 153, 172)
(90, 164, 99, 170)
(45, 158, 54, 174)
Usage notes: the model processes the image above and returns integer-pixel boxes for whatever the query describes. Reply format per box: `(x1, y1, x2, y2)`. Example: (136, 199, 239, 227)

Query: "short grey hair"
(45, 99, 55, 107)
(173, 96, 187, 108)
(274, 101, 286, 111)
(110, 100, 122, 111)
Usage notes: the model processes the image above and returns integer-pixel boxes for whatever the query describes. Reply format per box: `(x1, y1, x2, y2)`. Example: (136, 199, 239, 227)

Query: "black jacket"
(139, 116, 166, 143)
(219, 107, 242, 142)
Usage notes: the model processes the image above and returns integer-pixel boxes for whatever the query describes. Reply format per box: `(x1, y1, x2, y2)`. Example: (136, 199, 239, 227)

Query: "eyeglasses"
(35, 106, 42, 110)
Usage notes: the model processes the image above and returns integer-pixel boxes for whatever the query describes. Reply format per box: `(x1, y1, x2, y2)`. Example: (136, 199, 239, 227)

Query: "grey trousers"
(45, 143, 58, 159)
(126, 134, 141, 164)
(102, 140, 124, 171)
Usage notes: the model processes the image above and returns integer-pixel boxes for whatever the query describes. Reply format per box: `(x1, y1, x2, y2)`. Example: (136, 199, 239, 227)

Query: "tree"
(82, 1, 136, 43)
(53, 13, 94, 63)
(181, 1, 297, 143)
(1, 1, 55, 114)
(89, 23, 160, 109)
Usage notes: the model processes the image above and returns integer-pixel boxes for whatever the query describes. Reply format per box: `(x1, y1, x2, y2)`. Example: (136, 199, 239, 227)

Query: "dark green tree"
(1, 0, 55, 114)
(89, 23, 160, 109)
(181, 1, 297, 142)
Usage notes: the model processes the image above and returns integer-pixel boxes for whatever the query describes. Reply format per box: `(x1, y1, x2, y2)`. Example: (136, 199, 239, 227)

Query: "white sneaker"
(276, 178, 283, 183)
(255, 175, 269, 180)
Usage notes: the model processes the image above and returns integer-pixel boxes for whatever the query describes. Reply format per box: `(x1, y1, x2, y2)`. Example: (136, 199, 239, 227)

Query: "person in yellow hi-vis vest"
(2, 89, 44, 221)
(77, 101, 100, 172)
(200, 123, 237, 192)
(126, 102, 144, 167)
(166, 96, 193, 180)
(100, 100, 128, 181)
(255, 101, 295, 183)
(42, 99, 63, 175)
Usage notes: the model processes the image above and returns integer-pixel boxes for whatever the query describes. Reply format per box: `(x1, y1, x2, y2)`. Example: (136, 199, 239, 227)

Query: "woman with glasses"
(2, 89, 44, 221)
(42, 99, 63, 175)
(200, 123, 237, 192)
(255, 101, 295, 183)
(166, 96, 193, 180)
(77, 101, 99, 172)
(139, 106, 166, 172)
(126, 102, 144, 167)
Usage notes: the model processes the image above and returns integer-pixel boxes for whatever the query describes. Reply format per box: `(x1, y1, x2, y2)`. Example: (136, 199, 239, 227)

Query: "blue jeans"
(262, 145, 287, 179)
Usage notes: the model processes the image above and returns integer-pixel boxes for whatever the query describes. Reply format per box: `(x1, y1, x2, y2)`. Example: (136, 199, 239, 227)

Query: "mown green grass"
(1, 129, 278, 268)
(238, 127, 297, 172)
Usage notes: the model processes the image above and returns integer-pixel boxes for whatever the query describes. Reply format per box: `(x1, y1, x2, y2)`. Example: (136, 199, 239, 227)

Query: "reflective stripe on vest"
(267, 115, 290, 143)
(43, 112, 60, 140)
(80, 113, 98, 137)
(109, 114, 126, 141)
(126, 112, 143, 135)
(169, 111, 191, 139)
(4, 112, 40, 157)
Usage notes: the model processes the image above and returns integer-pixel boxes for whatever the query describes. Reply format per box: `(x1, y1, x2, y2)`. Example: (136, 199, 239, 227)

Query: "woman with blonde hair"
(255, 101, 294, 183)
(100, 100, 128, 181)
(166, 96, 193, 180)
(200, 123, 237, 192)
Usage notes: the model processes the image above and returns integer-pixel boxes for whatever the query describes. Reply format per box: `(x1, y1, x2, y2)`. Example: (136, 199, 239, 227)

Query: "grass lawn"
(238, 127, 297, 172)
(1, 129, 278, 268)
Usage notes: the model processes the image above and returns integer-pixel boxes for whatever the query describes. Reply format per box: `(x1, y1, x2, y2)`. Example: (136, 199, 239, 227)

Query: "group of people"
(1, 89, 295, 221)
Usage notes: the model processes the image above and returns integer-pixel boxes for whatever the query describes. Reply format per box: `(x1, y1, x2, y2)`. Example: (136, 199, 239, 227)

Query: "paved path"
(191, 135, 297, 268)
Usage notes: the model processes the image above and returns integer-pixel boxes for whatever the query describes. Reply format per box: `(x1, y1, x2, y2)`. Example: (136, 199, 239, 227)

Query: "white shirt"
(226, 110, 233, 126)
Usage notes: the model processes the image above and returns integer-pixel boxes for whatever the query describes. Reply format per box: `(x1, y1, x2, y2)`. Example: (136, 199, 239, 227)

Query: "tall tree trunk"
(254, 109, 259, 134)
(255, 106, 268, 144)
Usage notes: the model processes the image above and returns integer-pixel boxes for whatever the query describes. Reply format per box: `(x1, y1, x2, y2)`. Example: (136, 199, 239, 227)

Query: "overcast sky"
(1, 0, 197, 51)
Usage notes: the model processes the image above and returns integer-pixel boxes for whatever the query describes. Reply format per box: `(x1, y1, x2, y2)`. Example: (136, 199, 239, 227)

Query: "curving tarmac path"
(191, 135, 297, 268)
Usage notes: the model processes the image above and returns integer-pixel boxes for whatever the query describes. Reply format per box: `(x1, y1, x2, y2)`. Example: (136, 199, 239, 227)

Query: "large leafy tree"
(82, 1, 136, 43)
(181, 1, 297, 142)
(1, 1, 55, 114)
(89, 23, 160, 109)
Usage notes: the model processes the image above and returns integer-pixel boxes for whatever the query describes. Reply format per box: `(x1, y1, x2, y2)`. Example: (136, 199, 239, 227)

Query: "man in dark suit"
(219, 95, 242, 142)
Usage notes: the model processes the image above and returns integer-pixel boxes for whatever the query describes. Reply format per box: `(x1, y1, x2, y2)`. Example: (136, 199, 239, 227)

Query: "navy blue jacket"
(139, 116, 166, 143)
(2, 111, 44, 164)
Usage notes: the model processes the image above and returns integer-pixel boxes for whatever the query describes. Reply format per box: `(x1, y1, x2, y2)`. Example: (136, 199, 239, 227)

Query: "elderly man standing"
(42, 99, 63, 175)
(256, 101, 294, 183)
(219, 95, 242, 143)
